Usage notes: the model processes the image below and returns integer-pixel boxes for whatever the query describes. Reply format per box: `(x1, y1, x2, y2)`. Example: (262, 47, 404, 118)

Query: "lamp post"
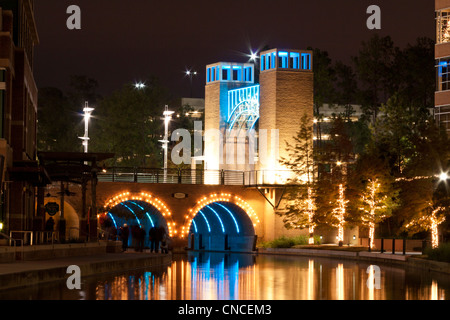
(185, 70, 197, 98)
(159, 105, 174, 181)
(79, 101, 94, 153)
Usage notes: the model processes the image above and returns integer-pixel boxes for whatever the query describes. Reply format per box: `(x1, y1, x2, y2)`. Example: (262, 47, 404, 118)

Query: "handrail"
(1, 232, 24, 261)
(97, 168, 306, 186)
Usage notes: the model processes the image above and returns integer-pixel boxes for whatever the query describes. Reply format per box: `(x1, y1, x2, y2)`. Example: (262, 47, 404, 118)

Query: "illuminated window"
(232, 66, 242, 81)
(278, 51, 289, 68)
(244, 67, 252, 82)
(290, 52, 300, 69)
(302, 53, 311, 70)
(436, 9, 450, 44)
(437, 57, 450, 91)
(207, 68, 211, 83)
(222, 66, 230, 81)
(261, 54, 266, 71)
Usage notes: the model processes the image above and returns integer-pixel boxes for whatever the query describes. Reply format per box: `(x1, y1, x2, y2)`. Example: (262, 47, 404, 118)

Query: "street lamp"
(439, 172, 448, 182)
(134, 82, 146, 90)
(159, 105, 174, 181)
(185, 69, 197, 97)
(79, 101, 94, 153)
(249, 51, 258, 62)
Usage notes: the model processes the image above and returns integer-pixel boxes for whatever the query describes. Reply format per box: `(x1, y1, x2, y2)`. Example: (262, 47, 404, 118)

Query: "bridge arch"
(182, 193, 260, 252)
(101, 192, 177, 242)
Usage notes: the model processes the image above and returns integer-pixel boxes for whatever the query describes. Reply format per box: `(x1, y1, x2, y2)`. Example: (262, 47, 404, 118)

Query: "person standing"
(149, 226, 157, 253)
(120, 224, 129, 252)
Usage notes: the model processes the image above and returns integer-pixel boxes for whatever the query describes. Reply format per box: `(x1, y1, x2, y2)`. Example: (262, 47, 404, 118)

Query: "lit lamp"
(78, 102, 94, 153)
(249, 51, 258, 62)
(0, 222, 3, 231)
(185, 69, 197, 97)
(439, 172, 448, 182)
(134, 82, 146, 90)
(159, 105, 174, 181)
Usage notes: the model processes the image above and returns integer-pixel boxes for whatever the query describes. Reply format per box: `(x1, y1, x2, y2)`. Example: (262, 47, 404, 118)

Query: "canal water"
(0, 252, 449, 300)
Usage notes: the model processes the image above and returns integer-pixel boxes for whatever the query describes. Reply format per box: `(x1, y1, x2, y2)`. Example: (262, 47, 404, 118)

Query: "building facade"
(0, 0, 40, 234)
(436, 0, 450, 133)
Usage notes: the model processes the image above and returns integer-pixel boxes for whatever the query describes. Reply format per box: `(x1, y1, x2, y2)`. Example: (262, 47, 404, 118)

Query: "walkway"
(0, 249, 171, 290)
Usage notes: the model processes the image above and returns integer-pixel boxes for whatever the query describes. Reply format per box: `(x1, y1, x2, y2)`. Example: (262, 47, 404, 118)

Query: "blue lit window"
(302, 53, 311, 70)
(244, 67, 252, 82)
(278, 51, 289, 68)
(222, 65, 231, 81)
(271, 52, 276, 69)
(207, 68, 211, 83)
(261, 54, 266, 71)
(290, 52, 300, 69)
(266, 54, 271, 71)
(437, 58, 450, 91)
(233, 66, 242, 81)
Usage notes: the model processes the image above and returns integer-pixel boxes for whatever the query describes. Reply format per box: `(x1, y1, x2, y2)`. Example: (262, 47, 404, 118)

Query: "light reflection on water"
(1, 252, 449, 300)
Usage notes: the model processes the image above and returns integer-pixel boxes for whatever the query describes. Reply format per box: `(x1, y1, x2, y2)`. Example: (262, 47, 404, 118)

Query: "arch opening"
(101, 192, 176, 249)
(184, 194, 259, 252)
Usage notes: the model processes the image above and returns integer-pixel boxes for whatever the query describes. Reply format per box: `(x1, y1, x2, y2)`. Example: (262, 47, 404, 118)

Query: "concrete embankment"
(0, 242, 172, 290)
(257, 247, 450, 275)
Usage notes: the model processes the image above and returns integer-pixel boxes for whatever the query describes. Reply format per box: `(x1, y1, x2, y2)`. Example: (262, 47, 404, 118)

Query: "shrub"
(424, 243, 450, 263)
(259, 235, 322, 248)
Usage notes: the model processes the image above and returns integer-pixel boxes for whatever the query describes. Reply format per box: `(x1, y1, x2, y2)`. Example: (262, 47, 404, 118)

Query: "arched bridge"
(50, 168, 300, 252)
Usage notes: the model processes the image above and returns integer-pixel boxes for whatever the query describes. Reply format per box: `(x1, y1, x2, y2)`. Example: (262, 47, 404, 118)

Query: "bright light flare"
(439, 172, 448, 182)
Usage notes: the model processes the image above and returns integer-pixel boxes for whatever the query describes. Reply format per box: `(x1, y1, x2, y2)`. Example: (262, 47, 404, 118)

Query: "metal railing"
(1, 232, 24, 260)
(98, 168, 303, 186)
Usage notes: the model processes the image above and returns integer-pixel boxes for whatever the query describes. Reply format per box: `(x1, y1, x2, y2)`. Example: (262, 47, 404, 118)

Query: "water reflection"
(0, 252, 448, 300)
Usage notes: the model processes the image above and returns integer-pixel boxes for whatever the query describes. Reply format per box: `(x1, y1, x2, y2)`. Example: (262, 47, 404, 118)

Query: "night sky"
(33, 0, 434, 99)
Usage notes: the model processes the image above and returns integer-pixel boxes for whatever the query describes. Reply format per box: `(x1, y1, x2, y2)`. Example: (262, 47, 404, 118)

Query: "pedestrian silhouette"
(149, 226, 158, 253)
(120, 224, 129, 252)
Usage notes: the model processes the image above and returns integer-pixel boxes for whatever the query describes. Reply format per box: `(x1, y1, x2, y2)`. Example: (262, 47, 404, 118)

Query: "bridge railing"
(98, 168, 302, 186)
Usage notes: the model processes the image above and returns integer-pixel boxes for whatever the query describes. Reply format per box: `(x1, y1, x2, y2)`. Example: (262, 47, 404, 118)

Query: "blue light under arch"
(206, 205, 225, 233)
(107, 212, 118, 229)
(215, 202, 240, 234)
(121, 203, 142, 227)
(129, 201, 154, 228)
(199, 210, 211, 233)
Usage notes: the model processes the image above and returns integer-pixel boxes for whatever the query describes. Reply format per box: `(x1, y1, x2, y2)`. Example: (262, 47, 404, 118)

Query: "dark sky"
(33, 0, 434, 99)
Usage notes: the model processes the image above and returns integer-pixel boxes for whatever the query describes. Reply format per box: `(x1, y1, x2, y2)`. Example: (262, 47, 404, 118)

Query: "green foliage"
(424, 243, 450, 263)
(259, 235, 322, 248)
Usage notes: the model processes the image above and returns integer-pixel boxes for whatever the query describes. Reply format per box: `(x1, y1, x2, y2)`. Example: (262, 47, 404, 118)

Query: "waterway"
(1, 252, 449, 300)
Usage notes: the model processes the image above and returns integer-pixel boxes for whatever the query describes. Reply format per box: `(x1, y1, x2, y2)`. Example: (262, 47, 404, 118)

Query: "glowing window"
(437, 58, 450, 91)
(437, 9, 450, 44)
(278, 51, 289, 68)
(207, 68, 211, 83)
(290, 52, 300, 69)
(302, 53, 311, 70)
(261, 54, 266, 71)
(222, 66, 231, 81)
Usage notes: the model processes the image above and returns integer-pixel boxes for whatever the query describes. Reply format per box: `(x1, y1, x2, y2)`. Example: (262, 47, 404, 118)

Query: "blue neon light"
(215, 203, 240, 234)
(145, 212, 155, 227)
(129, 201, 154, 227)
(108, 212, 118, 229)
(192, 219, 198, 233)
(121, 203, 142, 227)
(206, 205, 225, 233)
(439, 61, 448, 76)
(199, 210, 211, 233)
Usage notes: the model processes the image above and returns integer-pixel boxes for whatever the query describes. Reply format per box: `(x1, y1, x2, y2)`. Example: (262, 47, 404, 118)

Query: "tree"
(348, 154, 399, 247)
(405, 205, 446, 249)
(90, 76, 172, 167)
(353, 35, 398, 123)
(37, 87, 81, 152)
(277, 114, 317, 244)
